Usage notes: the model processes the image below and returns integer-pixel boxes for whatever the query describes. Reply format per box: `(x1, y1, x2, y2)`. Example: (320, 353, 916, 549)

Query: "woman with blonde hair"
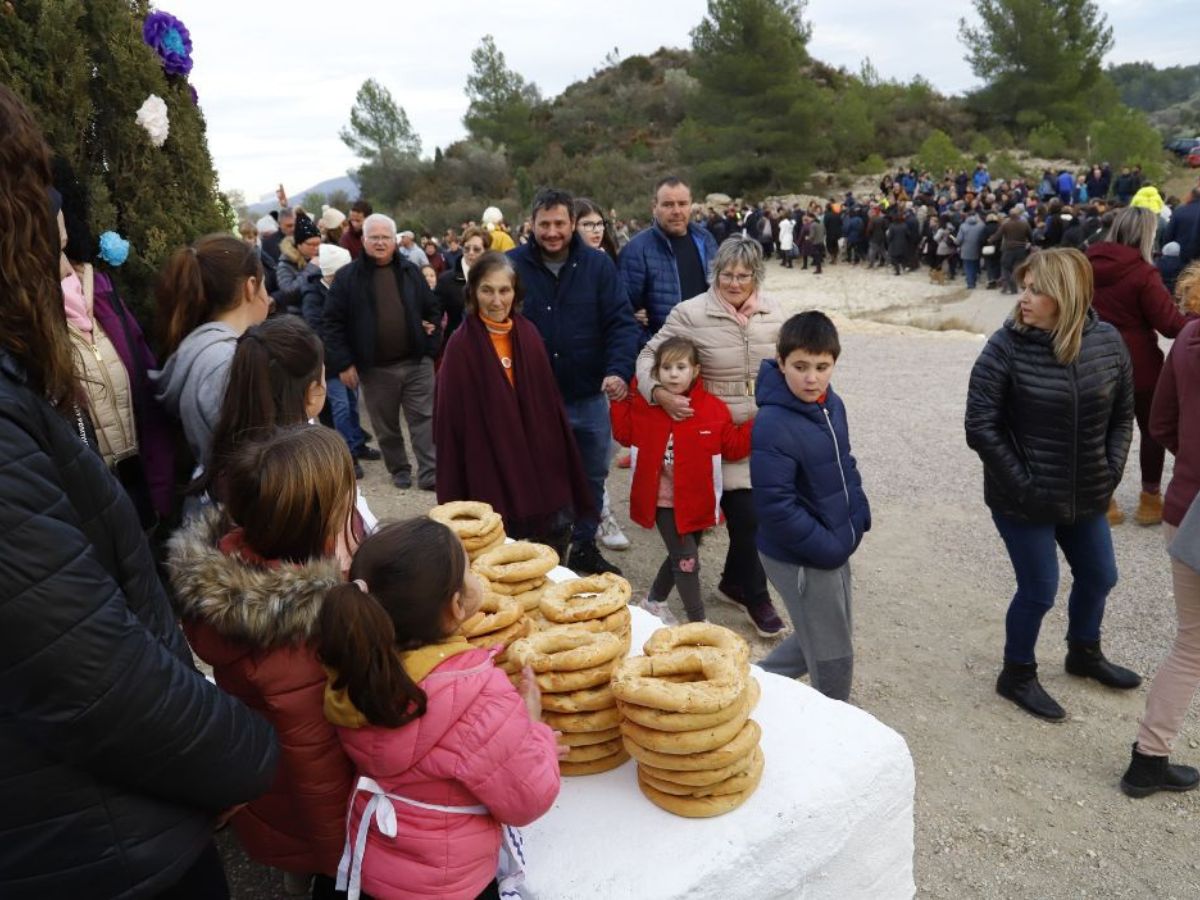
(1088, 205, 1194, 526)
(967, 247, 1137, 720)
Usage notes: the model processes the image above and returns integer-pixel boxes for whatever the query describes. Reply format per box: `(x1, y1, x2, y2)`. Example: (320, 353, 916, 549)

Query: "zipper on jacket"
(72, 326, 132, 458)
(743, 328, 753, 396)
(823, 406, 855, 543)
(1068, 361, 1079, 522)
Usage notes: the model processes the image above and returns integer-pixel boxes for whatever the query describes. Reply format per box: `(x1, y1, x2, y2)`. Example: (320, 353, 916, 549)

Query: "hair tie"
(353, 579, 369, 594)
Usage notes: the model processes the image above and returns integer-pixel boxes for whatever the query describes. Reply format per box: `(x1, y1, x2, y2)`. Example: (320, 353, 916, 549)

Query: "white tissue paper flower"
(136, 94, 170, 148)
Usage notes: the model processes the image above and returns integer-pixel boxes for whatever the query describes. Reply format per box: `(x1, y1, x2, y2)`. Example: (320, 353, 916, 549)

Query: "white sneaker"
(597, 510, 631, 550)
(641, 598, 679, 626)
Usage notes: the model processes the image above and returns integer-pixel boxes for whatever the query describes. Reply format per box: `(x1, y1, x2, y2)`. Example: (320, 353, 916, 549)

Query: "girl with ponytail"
(151, 233, 271, 479)
(318, 519, 562, 900)
(167, 425, 359, 897)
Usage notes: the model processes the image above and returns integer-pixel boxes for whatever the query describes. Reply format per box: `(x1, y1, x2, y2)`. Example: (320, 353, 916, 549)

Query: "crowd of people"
(6, 70, 1200, 897)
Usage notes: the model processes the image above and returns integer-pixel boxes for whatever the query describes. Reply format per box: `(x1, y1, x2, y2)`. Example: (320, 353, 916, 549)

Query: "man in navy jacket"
(619, 176, 719, 339)
(509, 188, 639, 575)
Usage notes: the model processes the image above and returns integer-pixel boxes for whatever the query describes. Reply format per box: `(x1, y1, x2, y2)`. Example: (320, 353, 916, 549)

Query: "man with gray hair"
(324, 213, 442, 490)
(397, 230, 429, 268)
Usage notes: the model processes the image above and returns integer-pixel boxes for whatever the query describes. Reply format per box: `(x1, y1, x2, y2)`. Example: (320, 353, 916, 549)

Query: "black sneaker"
(353, 461, 364, 480)
(743, 598, 785, 637)
(355, 446, 382, 461)
(392, 472, 412, 489)
(568, 541, 623, 576)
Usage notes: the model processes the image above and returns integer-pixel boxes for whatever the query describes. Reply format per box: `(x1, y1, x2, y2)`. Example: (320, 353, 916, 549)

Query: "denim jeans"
(326, 376, 366, 456)
(963, 258, 980, 289)
(565, 392, 609, 544)
(991, 511, 1118, 664)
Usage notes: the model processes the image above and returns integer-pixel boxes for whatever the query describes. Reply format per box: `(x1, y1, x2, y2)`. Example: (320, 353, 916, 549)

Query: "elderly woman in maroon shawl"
(434, 252, 593, 555)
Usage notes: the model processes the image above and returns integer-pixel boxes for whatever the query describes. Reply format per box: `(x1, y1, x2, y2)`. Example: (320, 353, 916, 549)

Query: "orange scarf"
(482, 314, 515, 385)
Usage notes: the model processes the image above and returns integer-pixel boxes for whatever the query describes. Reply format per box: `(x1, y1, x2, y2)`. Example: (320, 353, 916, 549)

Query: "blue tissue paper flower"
(98, 231, 130, 267)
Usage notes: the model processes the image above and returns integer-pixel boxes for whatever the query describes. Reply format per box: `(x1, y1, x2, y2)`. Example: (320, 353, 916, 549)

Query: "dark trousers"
(565, 393, 609, 544)
(963, 258, 980, 289)
(809, 246, 824, 273)
(719, 489, 770, 605)
(359, 357, 436, 485)
(992, 511, 1118, 664)
(326, 376, 367, 455)
(1000, 247, 1029, 293)
(155, 842, 229, 899)
(649, 507, 706, 621)
(1134, 386, 1166, 489)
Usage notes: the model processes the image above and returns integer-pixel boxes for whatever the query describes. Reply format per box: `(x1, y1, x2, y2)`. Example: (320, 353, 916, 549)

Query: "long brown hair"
(0, 86, 78, 403)
(224, 425, 355, 564)
(318, 519, 467, 728)
(200, 315, 324, 493)
(156, 234, 263, 357)
(1012, 248, 1094, 365)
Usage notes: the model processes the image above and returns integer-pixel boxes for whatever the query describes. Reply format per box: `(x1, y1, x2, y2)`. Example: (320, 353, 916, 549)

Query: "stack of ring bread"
(507, 626, 630, 776)
(457, 588, 530, 666)
(611, 623, 764, 817)
(535, 573, 633, 652)
(472, 541, 559, 614)
(429, 501, 505, 561)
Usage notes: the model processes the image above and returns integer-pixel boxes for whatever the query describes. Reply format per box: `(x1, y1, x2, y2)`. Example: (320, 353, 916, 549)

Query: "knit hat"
(1163, 241, 1181, 258)
(318, 205, 346, 231)
(256, 214, 278, 236)
(293, 211, 321, 244)
(319, 243, 352, 278)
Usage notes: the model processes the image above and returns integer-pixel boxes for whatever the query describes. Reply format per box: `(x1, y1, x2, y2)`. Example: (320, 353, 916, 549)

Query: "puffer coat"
(751, 360, 870, 569)
(619, 222, 719, 335)
(167, 509, 355, 876)
(965, 312, 1134, 524)
(636, 288, 785, 491)
(0, 351, 278, 899)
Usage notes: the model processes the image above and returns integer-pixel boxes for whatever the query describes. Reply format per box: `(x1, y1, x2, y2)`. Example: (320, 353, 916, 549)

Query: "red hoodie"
(1087, 241, 1191, 391)
(610, 378, 752, 534)
(1151, 319, 1200, 527)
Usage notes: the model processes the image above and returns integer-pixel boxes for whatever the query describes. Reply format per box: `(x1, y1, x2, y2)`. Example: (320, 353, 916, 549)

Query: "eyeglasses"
(578, 221, 606, 232)
(717, 272, 754, 285)
(365, 235, 395, 243)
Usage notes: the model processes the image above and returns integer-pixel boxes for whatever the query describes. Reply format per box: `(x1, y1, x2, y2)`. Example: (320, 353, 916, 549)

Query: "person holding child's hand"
(318, 519, 561, 900)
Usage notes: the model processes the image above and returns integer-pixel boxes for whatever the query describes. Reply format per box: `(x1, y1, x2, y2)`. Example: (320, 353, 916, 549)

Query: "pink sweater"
(332, 649, 561, 899)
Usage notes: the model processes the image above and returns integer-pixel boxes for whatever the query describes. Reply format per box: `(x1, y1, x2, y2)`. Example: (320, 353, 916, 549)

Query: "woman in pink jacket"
(318, 518, 561, 900)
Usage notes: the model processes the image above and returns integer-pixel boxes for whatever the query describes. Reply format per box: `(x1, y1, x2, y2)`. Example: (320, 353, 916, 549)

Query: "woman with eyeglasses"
(434, 225, 491, 344)
(574, 197, 619, 262)
(634, 235, 788, 636)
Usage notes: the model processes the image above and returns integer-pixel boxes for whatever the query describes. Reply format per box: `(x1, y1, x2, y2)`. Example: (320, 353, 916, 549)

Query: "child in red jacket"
(611, 337, 753, 623)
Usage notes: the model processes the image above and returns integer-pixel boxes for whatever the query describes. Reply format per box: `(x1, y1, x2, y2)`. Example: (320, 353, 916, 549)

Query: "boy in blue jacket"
(751, 312, 870, 701)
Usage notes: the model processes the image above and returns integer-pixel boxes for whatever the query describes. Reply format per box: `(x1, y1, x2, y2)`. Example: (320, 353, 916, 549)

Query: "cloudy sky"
(165, 0, 1197, 202)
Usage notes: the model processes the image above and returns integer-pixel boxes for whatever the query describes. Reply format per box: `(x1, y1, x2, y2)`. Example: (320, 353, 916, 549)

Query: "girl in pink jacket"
(318, 518, 561, 900)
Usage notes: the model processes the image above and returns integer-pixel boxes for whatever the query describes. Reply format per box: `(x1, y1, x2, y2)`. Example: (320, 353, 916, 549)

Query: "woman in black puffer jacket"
(0, 85, 278, 899)
(966, 247, 1137, 722)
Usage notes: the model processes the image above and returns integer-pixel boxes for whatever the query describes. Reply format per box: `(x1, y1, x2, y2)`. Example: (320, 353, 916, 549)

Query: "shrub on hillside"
(1027, 123, 1069, 159)
(915, 129, 967, 176)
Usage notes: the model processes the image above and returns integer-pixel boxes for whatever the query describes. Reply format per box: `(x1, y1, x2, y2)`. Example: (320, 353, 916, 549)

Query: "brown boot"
(1134, 491, 1163, 526)
(1107, 497, 1125, 526)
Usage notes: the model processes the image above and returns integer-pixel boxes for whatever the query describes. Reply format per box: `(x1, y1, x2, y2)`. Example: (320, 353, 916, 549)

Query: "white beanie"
(1163, 241, 1181, 258)
(255, 214, 278, 235)
(319, 243, 352, 278)
(318, 205, 346, 231)
(482, 206, 503, 226)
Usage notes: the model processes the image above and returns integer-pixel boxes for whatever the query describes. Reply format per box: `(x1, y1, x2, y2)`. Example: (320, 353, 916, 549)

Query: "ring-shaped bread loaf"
(643, 623, 750, 668)
(542, 706, 622, 733)
(556, 726, 622, 746)
(636, 748, 764, 816)
(561, 738, 625, 763)
(618, 677, 760, 733)
(533, 657, 620, 693)
(473, 542, 559, 583)
(610, 647, 746, 714)
(429, 502, 502, 539)
(465, 617, 529, 650)
(618, 693, 752, 754)
(636, 741, 761, 787)
(540, 573, 631, 624)
(622, 719, 761, 771)
(508, 628, 622, 673)
(540, 684, 615, 714)
(559, 749, 629, 776)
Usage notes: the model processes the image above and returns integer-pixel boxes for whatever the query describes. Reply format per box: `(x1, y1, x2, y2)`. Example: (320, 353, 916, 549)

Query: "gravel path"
(224, 262, 1197, 898)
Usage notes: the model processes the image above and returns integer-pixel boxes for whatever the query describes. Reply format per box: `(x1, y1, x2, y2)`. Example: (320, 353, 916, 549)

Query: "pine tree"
(463, 35, 543, 168)
(958, 0, 1117, 144)
(339, 78, 425, 207)
(1, 0, 227, 323)
(676, 0, 821, 196)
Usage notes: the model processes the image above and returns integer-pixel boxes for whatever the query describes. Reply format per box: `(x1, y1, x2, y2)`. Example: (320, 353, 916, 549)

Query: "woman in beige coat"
(636, 235, 786, 635)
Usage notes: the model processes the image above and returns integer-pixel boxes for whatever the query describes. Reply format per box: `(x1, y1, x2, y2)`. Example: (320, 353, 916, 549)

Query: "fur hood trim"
(166, 507, 343, 647)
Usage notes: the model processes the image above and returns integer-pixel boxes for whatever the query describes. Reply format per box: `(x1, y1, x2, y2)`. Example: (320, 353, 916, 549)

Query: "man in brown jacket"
(988, 207, 1033, 294)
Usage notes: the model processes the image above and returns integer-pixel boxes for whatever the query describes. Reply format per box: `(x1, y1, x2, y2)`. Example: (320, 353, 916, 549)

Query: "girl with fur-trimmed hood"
(168, 426, 358, 894)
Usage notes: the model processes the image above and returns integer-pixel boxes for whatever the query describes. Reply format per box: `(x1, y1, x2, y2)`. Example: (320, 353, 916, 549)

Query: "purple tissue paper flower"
(143, 11, 193, 77)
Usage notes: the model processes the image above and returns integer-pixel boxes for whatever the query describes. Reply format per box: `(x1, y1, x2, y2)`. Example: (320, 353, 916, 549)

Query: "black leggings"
(649, 507, 706, 621)
(1134, 386, 1166, 489)
(719, 489, 770, 606)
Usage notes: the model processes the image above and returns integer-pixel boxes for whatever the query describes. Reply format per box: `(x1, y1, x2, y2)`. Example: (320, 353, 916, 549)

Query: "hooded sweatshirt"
(1087, 242, 1191, 391)
(151, 321, 238, 467)
(324, 644, 560, 900)
(1151, 319, 1200, 527)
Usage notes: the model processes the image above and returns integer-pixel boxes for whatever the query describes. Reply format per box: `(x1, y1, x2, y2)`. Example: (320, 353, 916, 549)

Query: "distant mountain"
(246, 174, 359, 216)
(1108, 62, 1200, 135)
